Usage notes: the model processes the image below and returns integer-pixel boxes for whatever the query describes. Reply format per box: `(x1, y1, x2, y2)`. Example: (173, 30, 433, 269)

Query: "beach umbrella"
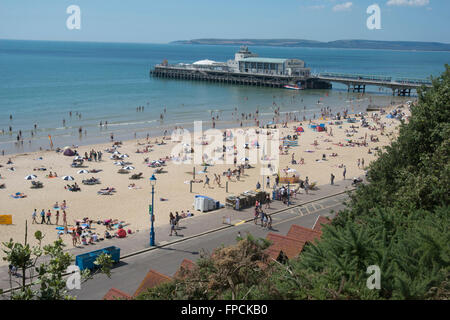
(240, 157, 249, 162)
(286, 168, 297, 173)
(113, 151, 121, 155)
(119, 154, 129, 158)
(114, 161, 124, 166)
(62, 176, 75, 181)
(123, 166, 135, 170)
(24, 175, 37, 180)
(77, 170, 89, 174)
(74, 156, 82, 160)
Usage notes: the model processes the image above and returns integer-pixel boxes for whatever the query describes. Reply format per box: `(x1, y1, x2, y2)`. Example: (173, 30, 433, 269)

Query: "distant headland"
(170, 39, 450, 52)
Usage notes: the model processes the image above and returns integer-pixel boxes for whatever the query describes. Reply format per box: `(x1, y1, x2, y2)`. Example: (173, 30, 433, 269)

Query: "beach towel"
(55, 227, 65, 230)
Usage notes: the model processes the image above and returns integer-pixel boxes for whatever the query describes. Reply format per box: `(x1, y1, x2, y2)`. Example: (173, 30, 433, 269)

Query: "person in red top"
(46, 210, 52, 224)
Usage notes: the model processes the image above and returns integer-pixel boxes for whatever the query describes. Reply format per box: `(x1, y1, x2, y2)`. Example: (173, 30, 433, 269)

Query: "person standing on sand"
(331, 173, 335, 185)
(32, 209, 37, 224)
(40, 209, 45, 224)
(343, 166, 347, 180)
(46, 210, 52, 224)
(72, 232, 77, 247)
(55, 210, 60, 225)
(204, 175, 210, 188)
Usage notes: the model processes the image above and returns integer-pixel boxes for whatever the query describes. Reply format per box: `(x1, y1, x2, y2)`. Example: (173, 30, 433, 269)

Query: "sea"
(0, 39, 449, 155)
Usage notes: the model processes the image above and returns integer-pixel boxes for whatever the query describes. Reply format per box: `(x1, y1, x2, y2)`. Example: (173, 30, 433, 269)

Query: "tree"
(2, 225, 113, 300)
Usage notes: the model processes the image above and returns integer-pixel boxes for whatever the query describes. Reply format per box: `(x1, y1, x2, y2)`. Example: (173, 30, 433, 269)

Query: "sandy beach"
(0, 103, 410, 264)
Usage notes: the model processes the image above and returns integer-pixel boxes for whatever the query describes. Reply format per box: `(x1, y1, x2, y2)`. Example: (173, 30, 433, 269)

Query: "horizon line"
(1, 37, 450, 46)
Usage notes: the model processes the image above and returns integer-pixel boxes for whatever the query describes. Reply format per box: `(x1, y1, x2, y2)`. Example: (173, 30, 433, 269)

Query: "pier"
(317, 72, 432, 96)
(150, 65, 331, 89)
(149, 46, 432, 95)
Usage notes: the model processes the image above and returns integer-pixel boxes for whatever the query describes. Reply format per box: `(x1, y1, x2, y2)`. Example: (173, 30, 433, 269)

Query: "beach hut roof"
(133, 269, 172, 297)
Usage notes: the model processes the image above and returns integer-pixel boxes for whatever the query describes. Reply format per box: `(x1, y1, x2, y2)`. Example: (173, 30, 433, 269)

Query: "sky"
(0, 0, 448, 44)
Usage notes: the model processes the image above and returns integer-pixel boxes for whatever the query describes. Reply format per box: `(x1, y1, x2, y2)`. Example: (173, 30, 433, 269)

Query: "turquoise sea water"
(0, 39, 449, 154)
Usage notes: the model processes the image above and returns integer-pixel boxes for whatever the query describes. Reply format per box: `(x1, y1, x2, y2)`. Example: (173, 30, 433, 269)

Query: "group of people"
(253, 201, 272, 229)
(169, 210, 193, 236)
(32, 203, 68, 226)
(84, 149, 102, 162)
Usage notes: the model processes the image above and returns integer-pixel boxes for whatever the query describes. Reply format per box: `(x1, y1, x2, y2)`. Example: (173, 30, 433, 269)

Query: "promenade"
(0, 177, 356, 294)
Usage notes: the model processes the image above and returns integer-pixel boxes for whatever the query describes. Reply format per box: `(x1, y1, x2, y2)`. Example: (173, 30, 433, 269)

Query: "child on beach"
(71, 232, 77, 247)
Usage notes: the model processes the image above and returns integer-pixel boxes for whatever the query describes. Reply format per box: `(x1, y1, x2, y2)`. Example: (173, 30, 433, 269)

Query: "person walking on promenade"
(331, 173, 335, 185)
(254, 206, 260, 225)
(169, 214, 178, 236)
(260, 210, 266, 227)
(343, 166, 347, 180)
(267, 215, 272, 230)
(265, 193, 271, 209)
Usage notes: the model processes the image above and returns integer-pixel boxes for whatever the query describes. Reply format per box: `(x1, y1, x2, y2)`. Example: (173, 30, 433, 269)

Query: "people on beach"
(32, 209, 37, 224)
(46, 210, 52, 224)
(169, 212, 178, 236)
(40, 209, 45, 224)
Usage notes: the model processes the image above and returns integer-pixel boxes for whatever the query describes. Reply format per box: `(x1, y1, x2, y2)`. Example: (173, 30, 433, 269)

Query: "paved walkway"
(0, 178, 356, 292)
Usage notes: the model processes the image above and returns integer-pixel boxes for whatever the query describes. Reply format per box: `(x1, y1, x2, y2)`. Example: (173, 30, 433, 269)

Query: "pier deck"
(317, 72, 432, 96)
(150, 65, 330, 89)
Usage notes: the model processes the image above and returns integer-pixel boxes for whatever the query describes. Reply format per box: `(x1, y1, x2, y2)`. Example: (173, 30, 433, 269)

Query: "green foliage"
(35, 239, 74, 300)
(2, 230, 113, 300)
(81, 253, 114, 283)
(137, 235, 278, 300)
(138, 66, 450, 300)
(277, 65, 450, 300)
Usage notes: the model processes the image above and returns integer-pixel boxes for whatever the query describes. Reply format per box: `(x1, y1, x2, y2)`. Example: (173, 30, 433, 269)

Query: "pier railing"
(318, 72, 432, 87)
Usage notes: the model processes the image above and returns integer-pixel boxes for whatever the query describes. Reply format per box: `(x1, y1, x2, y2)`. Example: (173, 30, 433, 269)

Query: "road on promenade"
(71, 193, 348, 300)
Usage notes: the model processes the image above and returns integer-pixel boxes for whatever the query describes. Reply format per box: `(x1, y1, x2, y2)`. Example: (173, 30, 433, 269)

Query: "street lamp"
(149, 174, 157, 246)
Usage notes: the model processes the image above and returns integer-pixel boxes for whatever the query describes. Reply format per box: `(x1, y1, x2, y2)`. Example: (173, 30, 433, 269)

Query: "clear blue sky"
(0, 0, 448, 43)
